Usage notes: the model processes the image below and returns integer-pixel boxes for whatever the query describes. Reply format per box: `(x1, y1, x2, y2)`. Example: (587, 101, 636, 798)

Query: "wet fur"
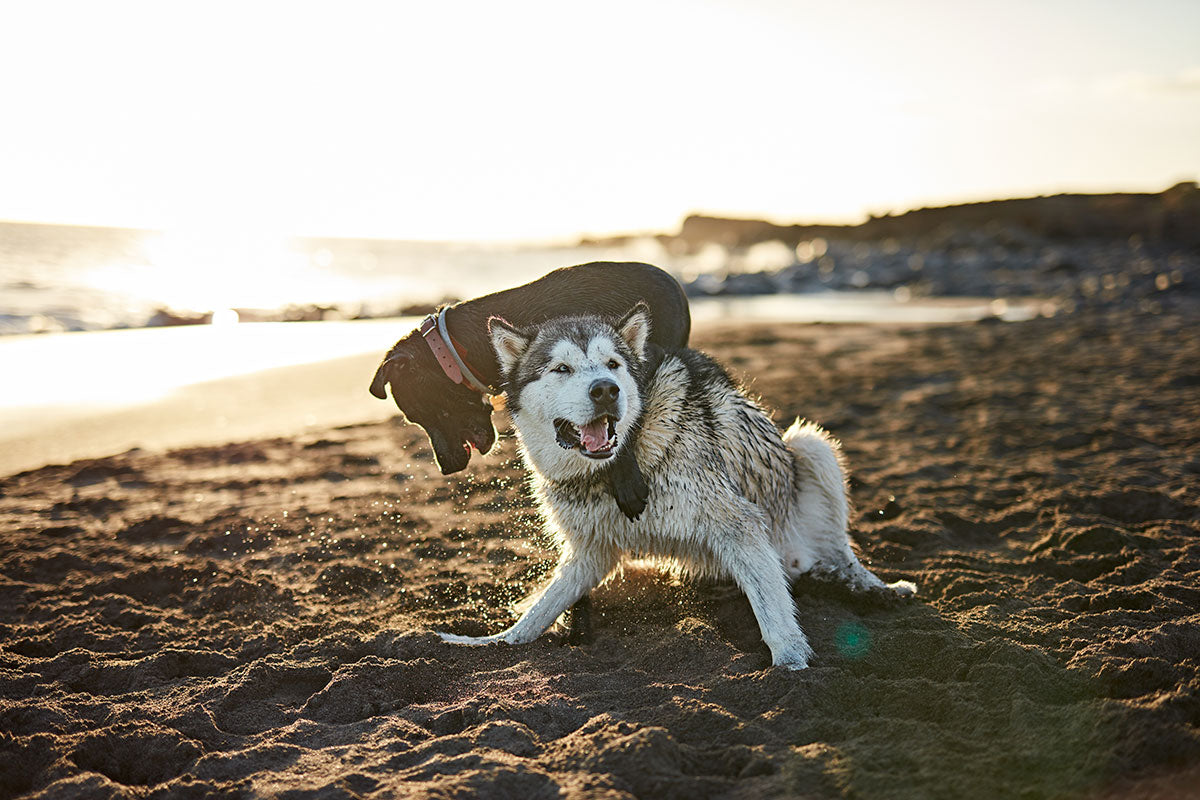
(441, 308, 916, 669)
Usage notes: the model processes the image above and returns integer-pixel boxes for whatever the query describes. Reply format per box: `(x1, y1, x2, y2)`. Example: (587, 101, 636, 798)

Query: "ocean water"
(0, 221, 676, 335)
(0, 221, 1040, 338)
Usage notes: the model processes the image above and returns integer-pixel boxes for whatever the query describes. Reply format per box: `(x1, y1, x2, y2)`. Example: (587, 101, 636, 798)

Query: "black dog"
(369, 261, 691, 520)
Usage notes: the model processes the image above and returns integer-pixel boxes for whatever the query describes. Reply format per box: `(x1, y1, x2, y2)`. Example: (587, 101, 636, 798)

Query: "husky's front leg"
(715, 522, 814, 670)
(439, 546, 615, 646)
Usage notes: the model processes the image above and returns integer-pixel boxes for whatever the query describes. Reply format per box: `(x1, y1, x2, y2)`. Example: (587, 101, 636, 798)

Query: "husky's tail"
(783, 419, 850, 535)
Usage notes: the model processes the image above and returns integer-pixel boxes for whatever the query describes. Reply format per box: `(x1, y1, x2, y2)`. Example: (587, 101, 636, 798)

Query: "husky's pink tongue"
(578, 419, 610, 452)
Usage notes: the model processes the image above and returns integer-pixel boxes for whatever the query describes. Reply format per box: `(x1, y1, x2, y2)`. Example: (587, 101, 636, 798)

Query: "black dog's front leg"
(563, 594, 593, 645)
(605, 342, 665, 521)
(608, 446, 650, 520)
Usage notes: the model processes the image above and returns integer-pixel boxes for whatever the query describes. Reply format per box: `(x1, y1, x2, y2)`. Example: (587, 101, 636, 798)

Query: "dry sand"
(1, 308, 1198, 799)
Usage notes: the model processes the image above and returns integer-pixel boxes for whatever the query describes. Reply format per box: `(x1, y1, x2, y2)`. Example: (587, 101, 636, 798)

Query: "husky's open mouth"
(554, 416, 617, 459)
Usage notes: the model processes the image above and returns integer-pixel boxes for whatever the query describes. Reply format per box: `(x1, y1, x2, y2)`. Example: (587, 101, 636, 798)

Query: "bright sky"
(1, 0, 1197, 241)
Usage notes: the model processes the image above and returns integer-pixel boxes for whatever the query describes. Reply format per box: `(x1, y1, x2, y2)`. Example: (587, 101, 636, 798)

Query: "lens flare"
(835, 621, 872, 660)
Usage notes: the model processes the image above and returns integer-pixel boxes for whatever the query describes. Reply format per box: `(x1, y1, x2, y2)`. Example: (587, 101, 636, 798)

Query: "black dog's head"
(369, 336, 496, 474)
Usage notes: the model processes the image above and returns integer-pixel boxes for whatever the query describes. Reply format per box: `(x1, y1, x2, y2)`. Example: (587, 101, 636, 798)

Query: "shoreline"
(0, 351, 393, 478)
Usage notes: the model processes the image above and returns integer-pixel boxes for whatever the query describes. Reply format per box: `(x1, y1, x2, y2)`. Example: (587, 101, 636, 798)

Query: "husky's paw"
(851, 580, 918, 610)
(770, 638, 814, 671)
(613, 469, 650, 521)
(438, 631, 505, 646)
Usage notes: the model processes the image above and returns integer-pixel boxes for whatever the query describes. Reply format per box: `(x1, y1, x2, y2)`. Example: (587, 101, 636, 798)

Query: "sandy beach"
(2, 306, 1198, 799)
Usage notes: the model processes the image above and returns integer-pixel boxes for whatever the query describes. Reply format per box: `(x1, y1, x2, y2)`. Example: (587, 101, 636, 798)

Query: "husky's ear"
(617, 302, 651, 361)
(488, 316, 531, 376)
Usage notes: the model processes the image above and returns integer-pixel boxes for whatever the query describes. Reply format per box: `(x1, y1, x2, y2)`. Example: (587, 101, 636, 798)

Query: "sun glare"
(140, 228, 303, 311)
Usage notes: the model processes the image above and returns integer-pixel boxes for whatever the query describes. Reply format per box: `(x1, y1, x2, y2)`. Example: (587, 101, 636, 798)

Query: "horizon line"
(1, 179, 1193, 244)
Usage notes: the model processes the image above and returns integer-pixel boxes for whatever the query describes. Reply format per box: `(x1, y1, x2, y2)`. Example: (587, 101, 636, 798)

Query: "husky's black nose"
(589, 378, 620, 408)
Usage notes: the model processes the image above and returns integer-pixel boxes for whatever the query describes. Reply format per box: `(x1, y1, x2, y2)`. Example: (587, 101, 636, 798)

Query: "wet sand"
(1, 307, 1198, 798)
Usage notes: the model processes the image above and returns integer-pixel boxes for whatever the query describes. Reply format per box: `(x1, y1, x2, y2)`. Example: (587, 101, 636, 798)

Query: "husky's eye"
(551, 364, 572, 375)
(607, 359, 621, 370)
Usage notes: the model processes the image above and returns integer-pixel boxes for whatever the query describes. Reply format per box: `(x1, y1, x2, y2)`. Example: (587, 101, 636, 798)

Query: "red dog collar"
(420, 309, 491, 395)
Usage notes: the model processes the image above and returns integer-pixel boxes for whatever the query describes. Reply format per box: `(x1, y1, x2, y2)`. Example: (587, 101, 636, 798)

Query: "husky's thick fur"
(441, 305, 916, 669)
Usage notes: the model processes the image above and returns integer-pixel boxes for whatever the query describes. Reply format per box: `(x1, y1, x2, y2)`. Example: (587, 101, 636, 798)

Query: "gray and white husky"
(440, 304, 915, 669)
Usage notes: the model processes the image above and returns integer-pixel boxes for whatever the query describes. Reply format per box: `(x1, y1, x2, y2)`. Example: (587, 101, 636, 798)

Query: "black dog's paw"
(564, 620, 594, 646)
(613, 470, 650, 521)
(562, 596, 594, 646)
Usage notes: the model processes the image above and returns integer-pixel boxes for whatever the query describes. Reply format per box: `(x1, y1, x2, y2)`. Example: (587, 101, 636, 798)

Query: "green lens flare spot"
(835, 621, 871, 660)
